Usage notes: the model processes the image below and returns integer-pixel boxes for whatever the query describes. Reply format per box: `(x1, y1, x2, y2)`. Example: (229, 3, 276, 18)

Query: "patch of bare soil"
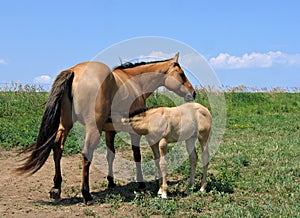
(0, 149, 142, 218)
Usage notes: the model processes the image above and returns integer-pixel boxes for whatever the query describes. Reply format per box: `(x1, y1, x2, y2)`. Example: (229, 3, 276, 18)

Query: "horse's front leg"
(105, 131, 117, 188)
(130, 134, 146, 189)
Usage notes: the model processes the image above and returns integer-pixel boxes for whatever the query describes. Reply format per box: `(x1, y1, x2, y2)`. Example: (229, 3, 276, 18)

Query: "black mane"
(128, 107, 157, 117)
(113, 58, 173, 70)
(106, 107, 155, 123)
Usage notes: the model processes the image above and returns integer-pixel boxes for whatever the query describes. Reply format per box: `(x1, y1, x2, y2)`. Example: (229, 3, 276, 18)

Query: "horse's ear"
(172, 52, 179, 63)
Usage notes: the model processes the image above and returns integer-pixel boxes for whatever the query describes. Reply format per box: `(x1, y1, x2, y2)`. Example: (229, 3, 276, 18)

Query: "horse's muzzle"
(184, 91, 196, 102)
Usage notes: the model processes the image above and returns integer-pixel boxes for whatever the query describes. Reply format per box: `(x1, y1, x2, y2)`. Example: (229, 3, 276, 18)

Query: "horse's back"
(71, 62, 111, 90)
(179, 103, 210, 117)
(178, 102, 211, 133)
(188, 103, 212, 133)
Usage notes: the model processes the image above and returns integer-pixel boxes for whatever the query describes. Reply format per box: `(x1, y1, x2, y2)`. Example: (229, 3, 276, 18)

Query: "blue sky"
(1, 0, 299, 89)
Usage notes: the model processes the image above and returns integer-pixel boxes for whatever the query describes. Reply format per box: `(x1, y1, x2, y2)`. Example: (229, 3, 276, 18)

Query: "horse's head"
(164, 53, 196, 101)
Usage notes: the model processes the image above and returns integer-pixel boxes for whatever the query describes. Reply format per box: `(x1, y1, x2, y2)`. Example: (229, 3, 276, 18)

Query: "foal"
(106, 102, 212, 199)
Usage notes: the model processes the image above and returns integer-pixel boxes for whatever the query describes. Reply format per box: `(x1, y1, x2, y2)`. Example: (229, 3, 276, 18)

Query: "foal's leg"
(105, 131, 117, 188)
(158, 138, 168, 199)
(184, 137, 198, 195)
(199, 134, 210, 192)
(81, 128, 101, 204)
(130, 134, 146, 189)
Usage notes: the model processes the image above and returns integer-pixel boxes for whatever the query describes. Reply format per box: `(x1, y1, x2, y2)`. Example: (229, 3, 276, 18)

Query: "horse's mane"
(113, 58, 173, 70)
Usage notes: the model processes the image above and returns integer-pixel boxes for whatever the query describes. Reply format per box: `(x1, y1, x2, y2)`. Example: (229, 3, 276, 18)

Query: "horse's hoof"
(108, 181, 117, 189)
(138, 182, 146, 190)
(49, 187, 61, 200)
(84, 198, 94, 206)
(82, 192, 93, 205)
(107, 176, 116, 188)
(49, 189, 60, 200)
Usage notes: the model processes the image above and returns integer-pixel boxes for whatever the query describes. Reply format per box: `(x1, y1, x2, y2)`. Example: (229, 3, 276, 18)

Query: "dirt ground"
(0, 149, 143, 218)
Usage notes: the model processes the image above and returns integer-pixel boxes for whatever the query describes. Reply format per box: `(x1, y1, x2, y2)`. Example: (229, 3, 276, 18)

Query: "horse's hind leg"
(81, 127, 101, 204)
(150, 143, 162, 196)
(106, 131, 117, 188)
(184, 137, 198, 195)
(50, 94, 73, 200)
(50, 123, 72, 200)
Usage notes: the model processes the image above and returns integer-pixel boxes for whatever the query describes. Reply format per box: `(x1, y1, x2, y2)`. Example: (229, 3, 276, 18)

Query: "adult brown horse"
(15, 53, 196, 204)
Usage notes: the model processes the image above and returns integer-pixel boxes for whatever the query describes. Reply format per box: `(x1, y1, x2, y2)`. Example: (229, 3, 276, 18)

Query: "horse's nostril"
(192, 91, 196, 99)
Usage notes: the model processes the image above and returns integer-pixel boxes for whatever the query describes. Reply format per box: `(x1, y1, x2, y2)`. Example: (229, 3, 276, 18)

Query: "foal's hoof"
(183, 189, 190, 196)
(158, 194, 168, 200)
(138, 182, 146, 190)
(49, 188, 61, 200)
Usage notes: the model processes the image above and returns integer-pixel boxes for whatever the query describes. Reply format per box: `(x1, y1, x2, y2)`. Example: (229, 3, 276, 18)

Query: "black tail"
(15, 70, 74, 175)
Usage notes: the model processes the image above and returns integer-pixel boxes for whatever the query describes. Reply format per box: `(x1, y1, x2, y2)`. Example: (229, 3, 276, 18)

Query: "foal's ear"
(172, 52, 179, 63)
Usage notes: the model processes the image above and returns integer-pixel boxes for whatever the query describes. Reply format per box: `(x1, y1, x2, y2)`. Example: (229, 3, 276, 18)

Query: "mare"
(105, 102, 212, 199)
(15, 53, 196, 204)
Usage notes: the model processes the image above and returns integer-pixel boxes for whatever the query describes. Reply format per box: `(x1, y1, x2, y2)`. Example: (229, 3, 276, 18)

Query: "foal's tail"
(15, 70, 74, 175)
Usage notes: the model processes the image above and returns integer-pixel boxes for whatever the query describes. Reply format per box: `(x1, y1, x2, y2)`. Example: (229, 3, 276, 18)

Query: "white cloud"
(209, 51, 300, 69)
(137, 51, 176, 62)
(34, 75, 52, 84)
(148, 51, 175, 59)
(181, 53, 207, 67)
(0, 59, 7, 65)
(138, 52, 204, 66)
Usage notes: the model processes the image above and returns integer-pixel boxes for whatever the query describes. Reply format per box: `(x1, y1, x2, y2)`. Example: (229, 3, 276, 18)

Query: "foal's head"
(164, 53, 196, 101)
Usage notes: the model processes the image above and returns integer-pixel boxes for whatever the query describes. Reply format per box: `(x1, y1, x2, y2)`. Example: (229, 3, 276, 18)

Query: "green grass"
(0, 86, 299, 217)
(0, 89, 81, 154)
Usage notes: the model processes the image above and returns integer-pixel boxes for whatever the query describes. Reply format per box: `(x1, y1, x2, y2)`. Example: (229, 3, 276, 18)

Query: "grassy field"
(0, 87, 299, 217)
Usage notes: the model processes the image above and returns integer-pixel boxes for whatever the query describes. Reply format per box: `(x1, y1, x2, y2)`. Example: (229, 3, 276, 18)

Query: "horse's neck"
(112, 69, 166, 107)
(113, 65, 166, 88)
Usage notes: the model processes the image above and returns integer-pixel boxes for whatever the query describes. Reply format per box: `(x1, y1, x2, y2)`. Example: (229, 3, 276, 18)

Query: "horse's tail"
(15, 70, 74, 175)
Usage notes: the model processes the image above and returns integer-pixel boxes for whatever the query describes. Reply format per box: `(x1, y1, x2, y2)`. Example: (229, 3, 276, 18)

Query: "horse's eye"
(179, 73, 186, 83)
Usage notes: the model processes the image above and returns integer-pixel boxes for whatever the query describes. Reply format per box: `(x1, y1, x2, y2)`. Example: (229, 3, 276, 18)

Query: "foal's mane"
(128, 107, 155, 117)
(105, 107, 154, 123)
(113, 58, 173, 70)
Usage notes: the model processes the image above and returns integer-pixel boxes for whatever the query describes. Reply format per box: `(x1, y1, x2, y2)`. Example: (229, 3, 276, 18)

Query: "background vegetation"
(0, 84, 299, 217)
